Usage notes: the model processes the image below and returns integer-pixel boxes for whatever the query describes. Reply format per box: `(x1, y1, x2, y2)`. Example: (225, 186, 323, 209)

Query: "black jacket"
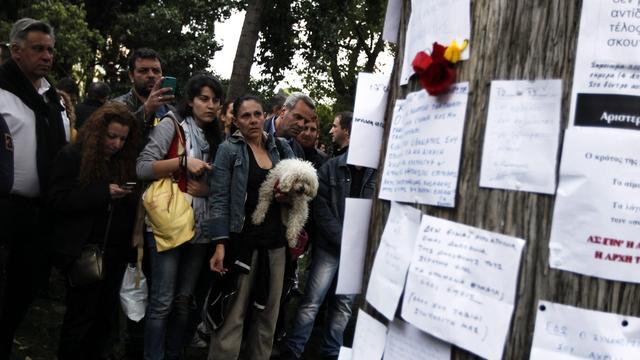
(48, 144, 138, 263)
(313, 151, 376, 254)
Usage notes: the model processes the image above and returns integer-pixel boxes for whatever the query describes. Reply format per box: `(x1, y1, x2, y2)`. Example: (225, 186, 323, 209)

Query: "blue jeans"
(284, 246, 354, 358)
(144, 232, 208, 360)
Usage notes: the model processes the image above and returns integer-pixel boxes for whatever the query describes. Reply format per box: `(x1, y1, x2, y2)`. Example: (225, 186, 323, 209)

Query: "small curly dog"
(251, 158, 319, 248)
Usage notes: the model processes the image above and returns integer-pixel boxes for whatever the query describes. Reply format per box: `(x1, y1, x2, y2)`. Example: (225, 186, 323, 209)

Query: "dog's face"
(273, 159, 319, 199)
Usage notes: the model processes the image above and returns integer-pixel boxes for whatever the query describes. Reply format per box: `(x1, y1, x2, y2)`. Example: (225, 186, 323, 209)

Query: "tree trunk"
(362, 0, 640, 358)
(226, 0, 266, 100)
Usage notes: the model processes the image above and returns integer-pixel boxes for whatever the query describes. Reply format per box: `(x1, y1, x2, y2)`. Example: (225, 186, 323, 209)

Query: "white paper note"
(379, 84, 469, 207)
(338, 347, 352, 360)
(347, 72, 390, 169)
(480, 80, 563, 194)
(531, 300, 640, 359)
(336, 198, 373, 294)
(382, 0, 402, 43)
(569, 0, 640, 130)
(400, 0, 471, 85)
(549, 127, 640, 283)
(383, 319, 451, 360)
(401, 215, 525, 360)
(352, 309, 388, 360)
(366, 202, 421, 320)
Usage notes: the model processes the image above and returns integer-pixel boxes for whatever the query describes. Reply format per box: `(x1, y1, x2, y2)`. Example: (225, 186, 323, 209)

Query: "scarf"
(0, 58, 67, 195)
(183, 116, 210, 241)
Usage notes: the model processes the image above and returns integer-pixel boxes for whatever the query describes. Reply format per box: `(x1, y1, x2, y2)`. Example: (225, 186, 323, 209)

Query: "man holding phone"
(113, 48, 175, 140)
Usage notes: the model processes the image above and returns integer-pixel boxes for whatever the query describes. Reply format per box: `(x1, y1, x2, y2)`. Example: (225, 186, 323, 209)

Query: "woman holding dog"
(48, 102, 141, 359)
(207, 95, 294, 360)
(136, 73, 224, 360)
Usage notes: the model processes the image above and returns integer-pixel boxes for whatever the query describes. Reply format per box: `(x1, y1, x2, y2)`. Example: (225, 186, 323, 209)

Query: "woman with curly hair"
(48, 102, 141, 359)
(137, 73, 224, 360)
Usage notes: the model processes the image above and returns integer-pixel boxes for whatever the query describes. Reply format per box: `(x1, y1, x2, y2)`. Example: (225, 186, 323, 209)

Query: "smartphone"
(122, 182, 137, 190)
(161, 76, 177, 95)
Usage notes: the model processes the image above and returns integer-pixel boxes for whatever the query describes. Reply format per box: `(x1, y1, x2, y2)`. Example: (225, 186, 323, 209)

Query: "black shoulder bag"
(67, 205, 114, 287)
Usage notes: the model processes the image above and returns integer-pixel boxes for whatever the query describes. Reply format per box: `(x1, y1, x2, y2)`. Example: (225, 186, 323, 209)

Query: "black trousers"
(0, 196, 50, 360)
(58, 257, 126, 360)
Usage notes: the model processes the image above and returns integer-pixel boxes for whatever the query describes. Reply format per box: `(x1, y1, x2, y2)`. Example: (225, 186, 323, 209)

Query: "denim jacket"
(206, 130, 294, 243)
(313, 151, 376, 254)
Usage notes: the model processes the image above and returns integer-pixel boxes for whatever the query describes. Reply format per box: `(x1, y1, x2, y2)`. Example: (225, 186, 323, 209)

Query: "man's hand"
(143, 77, 175, 115)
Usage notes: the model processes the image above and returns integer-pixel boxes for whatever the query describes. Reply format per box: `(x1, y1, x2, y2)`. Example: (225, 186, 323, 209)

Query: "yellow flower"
(443, 39, 469, 64)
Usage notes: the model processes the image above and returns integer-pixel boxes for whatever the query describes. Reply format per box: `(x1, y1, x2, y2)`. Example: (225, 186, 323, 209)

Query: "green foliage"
(298, 0, 387, 111)
(255, 0, 298, 91)
(252, 0, 388, 112)
(105, 0, 239, 95)
(30, 0, 104, 83)
(0, 0, 103, 84)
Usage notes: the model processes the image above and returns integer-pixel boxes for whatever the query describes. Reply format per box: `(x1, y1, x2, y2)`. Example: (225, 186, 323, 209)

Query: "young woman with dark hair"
(48, 102, 141, 359)
(137, 73, 224, 360)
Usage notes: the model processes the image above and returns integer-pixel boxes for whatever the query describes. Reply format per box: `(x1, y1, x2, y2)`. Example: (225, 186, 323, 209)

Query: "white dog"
(251, 159, 319, 248)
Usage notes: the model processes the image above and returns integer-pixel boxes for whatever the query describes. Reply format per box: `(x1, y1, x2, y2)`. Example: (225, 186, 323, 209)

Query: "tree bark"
(362, 0, 640, 358)
(226, 0, 266, 100)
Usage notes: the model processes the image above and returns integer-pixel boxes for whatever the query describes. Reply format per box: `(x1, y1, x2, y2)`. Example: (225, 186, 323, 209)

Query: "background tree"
(297, 0, 388, 110)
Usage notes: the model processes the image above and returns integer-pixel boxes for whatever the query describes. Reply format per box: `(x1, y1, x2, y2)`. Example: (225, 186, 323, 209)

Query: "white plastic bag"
(119, 264, 148, 322)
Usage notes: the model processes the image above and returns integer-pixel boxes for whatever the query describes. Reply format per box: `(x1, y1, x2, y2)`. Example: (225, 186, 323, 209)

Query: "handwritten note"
(400, 0, 471, 85)
(379, 84, 469, 207)
(366, 202, 421, 320)
(401, 215, 525, 360)
(336, 198, 373, 294)
(352, 309, 388, 360)
(347, 72, 390, 169)
(383, 319, 451, 360)
(570, 0, 640, 130)
(531, 300, 640, 359)
(480, 80, 562, 194)
(549, 127, 640, 283)
(382, 0, 402, 43)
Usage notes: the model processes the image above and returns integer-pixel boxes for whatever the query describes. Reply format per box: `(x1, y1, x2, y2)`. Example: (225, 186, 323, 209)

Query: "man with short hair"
(297, 114, 328, 169)
(0, 18, 68, 358)
(329, 111, 352, 156)
(113, 47, 175, 139)
(75, 81, 111, 128)
(267, 93, 287, 119)
(281, 118, 376, 360)
(264, 92, 316, 159)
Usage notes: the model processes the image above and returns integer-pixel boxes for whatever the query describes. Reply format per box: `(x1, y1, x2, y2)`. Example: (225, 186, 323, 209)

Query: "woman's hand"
(109, 184, 131, 199)
(186, 158, 212, 176)
(210, 244, 227, 274)
(187, 178, 209, 197)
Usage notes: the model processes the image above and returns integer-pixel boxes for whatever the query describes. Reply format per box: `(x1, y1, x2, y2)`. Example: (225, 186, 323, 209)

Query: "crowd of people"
(0, 17, 375, 360)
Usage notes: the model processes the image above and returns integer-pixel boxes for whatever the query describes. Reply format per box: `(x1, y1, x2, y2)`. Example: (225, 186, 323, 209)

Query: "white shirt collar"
(37, 78, 51, 96)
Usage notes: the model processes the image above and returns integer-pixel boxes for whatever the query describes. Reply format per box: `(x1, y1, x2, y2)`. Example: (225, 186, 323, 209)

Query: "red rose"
(419, 62, 456, 96)
(412, 51, 433, 73)
(411, 42, 457, 96)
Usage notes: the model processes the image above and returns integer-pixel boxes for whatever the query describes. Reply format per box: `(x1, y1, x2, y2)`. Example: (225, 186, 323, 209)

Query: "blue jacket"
(313, 152, 376, 254)
(206, 130, 294, 243)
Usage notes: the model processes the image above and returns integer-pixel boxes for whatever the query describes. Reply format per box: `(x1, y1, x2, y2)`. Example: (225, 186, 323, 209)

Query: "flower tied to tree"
(412, 40, 468, 96)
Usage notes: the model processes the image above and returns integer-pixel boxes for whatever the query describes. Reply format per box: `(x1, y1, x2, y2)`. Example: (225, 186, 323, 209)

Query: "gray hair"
(283, 92, 316, 111)
(9, 18, 55, 44)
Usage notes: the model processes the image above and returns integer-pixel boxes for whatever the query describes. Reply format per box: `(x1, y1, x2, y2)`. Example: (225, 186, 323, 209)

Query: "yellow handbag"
(143, 178, 194, 252)
(142, 115, 195, 252)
